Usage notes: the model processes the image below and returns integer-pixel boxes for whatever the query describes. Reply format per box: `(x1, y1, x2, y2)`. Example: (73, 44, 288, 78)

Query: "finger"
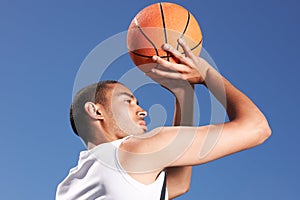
(145, 67, 172, 80)
(150, 68, 183, 80)
(152, 56, 190, 73)
(162, 44, 192, 66)
(178, 38, 197, 60)
(144, 70, 163, 80)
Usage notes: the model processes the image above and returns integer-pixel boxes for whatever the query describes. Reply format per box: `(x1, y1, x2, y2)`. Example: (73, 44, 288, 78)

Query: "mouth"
(138, 120, 147, 130)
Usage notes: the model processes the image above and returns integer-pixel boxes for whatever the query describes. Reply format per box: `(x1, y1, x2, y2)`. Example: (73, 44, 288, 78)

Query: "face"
(100, 83, 148, 138)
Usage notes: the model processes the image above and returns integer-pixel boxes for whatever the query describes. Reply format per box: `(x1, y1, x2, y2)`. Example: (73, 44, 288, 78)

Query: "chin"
(133, 128, 147, 136)
(119, 124, 147, 136)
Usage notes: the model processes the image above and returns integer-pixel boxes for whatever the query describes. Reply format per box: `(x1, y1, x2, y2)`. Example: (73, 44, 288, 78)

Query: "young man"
(56, 39, 271, 200)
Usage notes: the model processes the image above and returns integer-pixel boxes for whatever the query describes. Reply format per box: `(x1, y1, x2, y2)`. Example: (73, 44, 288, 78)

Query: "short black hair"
(70, 80, 120, 136)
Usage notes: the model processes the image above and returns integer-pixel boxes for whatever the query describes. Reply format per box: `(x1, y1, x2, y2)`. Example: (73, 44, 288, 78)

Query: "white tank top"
(56, 136, 167, 200)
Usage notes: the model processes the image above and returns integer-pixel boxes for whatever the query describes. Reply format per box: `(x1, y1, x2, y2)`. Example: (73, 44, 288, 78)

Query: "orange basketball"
(127, 2, 203, 73)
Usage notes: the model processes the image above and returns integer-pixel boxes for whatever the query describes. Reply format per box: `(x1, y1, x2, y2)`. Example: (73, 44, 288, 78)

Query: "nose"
(137, 110, 147, 119)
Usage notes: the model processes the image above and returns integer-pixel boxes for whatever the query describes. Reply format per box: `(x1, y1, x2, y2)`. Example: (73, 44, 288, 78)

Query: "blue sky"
(1, 0, 299, 199)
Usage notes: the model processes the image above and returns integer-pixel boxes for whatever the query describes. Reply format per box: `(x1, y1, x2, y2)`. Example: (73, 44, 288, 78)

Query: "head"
(70, 80, 147, 146)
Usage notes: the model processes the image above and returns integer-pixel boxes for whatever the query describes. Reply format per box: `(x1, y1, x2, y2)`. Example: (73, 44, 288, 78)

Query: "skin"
(81, 39, 272, 199)
(82, 83, 190, 199)
(157, 79, 195, 198)
(118, 39, 271, 189)
(83, 84, 147, 148)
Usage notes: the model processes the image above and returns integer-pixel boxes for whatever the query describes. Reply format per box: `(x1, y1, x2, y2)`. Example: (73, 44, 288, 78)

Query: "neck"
(84, 130, 121, 150)
(79, 127, 108, 150)
(81, 122, 126, 150)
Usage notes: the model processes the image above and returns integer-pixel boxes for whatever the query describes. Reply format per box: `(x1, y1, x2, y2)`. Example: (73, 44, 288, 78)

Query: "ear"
(84, 102, 104, 120)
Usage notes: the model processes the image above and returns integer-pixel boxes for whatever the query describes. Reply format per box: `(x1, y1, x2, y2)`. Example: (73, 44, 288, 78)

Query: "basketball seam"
(159, 3, 169, 61)
(176, 11, 191, 51)
(133, 17, 159, 56)
(129, 38, 202, 59)
(129, 3, 203, 60)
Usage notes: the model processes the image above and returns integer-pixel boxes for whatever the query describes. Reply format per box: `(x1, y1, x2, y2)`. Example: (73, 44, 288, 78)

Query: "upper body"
(56, 136, 168, 200)
(56, 39, 272, 199)
(56, 80, 192, 200)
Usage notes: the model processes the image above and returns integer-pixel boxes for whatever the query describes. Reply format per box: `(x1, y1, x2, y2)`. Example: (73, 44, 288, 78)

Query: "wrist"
(203, 67, 220, 88)
(171, 84, 195, 96)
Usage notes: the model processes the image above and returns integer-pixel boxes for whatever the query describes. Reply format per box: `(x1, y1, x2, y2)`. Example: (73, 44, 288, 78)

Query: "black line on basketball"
(130, 51, 174, 59)
(159, 3, 169, 61)
(130, 51, 153, 58)
(130, 38, 202, 59)
(177, 11, 191, 51)
(191, 38, 202, 51)
(134, 18, 159, 56)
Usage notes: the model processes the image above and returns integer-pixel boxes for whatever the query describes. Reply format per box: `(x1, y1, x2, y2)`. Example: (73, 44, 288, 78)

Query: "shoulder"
(121, 127, 176, 152)
(118, 126, 204, 172)
(121, 126, 205, 152)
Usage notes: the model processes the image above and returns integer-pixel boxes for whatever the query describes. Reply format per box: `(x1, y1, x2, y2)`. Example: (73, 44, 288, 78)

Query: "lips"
(139, 120, 147, 126)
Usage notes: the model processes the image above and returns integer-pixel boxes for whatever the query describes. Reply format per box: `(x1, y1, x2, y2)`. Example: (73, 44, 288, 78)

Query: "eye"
(124, 99, 132, 104)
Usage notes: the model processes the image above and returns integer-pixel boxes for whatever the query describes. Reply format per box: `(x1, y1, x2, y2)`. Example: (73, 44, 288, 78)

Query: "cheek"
(111, 110, 139, 134)
(111, 106, 131, 121)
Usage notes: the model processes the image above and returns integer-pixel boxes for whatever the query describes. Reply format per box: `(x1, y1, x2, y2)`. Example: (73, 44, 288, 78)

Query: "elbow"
(255, 118, 272, 146)
(180, 182, 190, 195)
(178, 180, 191, 196)
(173, 184, 190, 199)
(169, 182, 190, 199)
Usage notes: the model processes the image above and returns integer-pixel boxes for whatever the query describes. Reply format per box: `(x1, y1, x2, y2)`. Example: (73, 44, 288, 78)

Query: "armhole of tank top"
(113, 135, 132, 173)
(114, 136, 166, 190)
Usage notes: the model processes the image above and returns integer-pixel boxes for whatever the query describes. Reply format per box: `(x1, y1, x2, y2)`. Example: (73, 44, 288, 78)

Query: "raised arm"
(119, 39, 271, 182)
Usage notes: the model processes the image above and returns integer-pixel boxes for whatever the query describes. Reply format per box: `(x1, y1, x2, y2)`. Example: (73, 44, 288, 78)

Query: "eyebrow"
(117, 92, 139, 105)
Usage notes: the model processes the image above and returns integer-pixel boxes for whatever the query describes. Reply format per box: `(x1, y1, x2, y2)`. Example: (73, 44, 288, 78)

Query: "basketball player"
(56, 39, 271, 199)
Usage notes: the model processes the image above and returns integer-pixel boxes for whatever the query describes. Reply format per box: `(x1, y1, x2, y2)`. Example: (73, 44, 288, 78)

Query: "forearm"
(166, 85, 194, 199)
(172, 85, 194, 126)
(150, 39, 268, 126)
(204, 68, 267, 124)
